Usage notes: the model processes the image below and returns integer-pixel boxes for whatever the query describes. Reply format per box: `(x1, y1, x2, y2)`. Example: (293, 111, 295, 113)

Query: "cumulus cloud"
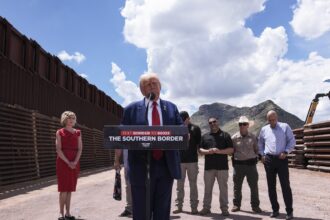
(121, 0, 269, 98)
(121, 0, 265, 48)
(57, 50, 86, 64)
(115, 0, 330, 122)
(290, 0, 330, 40)
(233, 52, 330, 122)
(110, 62, 143, 106)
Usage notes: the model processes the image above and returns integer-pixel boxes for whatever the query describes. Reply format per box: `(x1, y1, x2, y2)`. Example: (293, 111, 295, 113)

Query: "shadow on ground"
(239, 210, 323, 220)
(170, 210, 324, 220)
(171, 212, 263, 220)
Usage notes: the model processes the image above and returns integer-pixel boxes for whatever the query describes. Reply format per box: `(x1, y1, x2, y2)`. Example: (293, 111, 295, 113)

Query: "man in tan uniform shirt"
(231, 116, 262, 213)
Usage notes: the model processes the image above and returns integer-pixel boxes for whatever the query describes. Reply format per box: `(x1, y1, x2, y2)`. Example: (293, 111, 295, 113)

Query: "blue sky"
(1, 0, 330, 122)
(0, 0, 146, 102)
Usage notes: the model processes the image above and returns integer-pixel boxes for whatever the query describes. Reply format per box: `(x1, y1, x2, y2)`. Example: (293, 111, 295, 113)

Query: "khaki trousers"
(202, 169, 229, 212)
(124, 168, 132, 212)
(175, 162, 199, 209)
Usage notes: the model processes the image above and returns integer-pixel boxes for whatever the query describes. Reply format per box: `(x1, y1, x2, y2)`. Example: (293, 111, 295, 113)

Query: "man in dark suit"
(121, 72, 182, 220)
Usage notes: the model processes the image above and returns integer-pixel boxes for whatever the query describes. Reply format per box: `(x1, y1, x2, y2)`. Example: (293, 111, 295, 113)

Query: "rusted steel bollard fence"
(289, 128, 306, 168)
(304, 121, 330, 172)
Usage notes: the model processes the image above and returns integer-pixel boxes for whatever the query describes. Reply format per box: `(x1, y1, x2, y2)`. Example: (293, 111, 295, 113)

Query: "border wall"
(0, 103, 114, 188)
(0, 16, 122, 130)
(0, 17, 122, 189)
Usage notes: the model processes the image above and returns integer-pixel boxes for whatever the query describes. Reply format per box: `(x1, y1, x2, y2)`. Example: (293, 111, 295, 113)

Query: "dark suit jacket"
(121, 98, 182, 186)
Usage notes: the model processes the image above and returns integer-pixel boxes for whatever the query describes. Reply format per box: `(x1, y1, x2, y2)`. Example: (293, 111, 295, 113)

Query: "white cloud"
(290, 0, 330, 40)
(110, 62, 143, 106)
(79, 73, 88, 78)
(121, 0, 265, 48)
(232, 52, 330, 122)
(117, 0, 330, 123)
(57, 50, 86, 64)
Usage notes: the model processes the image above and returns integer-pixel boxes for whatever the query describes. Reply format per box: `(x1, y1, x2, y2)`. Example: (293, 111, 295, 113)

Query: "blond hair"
(139, 72, 161, 96)
(60, 111, 77, 126)
(139, 72, 160, 88)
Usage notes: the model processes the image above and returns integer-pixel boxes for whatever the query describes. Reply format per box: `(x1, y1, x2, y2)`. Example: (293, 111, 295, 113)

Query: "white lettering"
(157, 136, 183, 141)
(109, 136, 121, 141)
(122, 136, 157, 141)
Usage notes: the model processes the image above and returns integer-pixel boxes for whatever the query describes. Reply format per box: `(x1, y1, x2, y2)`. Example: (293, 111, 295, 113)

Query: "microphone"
(147, 92, 156, 101)
(144, 92, 156, 220)
(145, 92, 156, 126)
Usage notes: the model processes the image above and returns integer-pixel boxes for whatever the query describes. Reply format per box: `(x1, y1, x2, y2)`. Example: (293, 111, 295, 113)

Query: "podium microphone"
(145, 92, 155, 220)
(147, 92, 156, 101)
(145, 92, 156, 123)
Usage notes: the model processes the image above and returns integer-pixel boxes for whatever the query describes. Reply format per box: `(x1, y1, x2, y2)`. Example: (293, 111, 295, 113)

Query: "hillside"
(190, 100, 304, 135)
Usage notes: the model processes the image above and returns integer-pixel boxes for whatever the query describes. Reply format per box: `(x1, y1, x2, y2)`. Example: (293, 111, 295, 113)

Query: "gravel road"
(0, 161, 329, 220)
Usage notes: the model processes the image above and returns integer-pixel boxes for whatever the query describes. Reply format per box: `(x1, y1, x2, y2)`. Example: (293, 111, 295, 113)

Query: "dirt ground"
(0, 160, 329, 220)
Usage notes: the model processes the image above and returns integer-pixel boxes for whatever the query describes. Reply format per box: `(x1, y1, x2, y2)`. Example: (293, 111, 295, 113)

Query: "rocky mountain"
(190, 100, 304, 136)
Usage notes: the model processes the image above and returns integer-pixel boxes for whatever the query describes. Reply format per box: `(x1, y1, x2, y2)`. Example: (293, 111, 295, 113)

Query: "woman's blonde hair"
(60, 111, 77, 126)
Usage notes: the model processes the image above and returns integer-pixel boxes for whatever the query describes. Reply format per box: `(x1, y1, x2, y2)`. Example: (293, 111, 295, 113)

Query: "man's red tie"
(152, 102, 163, 160)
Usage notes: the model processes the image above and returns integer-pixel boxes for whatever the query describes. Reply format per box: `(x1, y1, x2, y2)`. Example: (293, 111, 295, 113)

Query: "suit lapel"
(137, 99, 148, 125)
(160, 99, 168, 125)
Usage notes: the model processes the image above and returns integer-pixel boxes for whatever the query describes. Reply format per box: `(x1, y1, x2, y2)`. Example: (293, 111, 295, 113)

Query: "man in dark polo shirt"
(173, 111, 201, 215)
(198, 117, 234, 217)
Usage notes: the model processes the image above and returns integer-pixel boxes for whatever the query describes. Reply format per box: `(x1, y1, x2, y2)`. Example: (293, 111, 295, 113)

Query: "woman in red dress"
(56, 111, 83, 220)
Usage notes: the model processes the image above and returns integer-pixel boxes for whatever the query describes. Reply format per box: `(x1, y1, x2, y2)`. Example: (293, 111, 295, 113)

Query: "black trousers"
(264, 155, 293, 214)
(233, 164, 260, 208)
(131, 158, 174, 220)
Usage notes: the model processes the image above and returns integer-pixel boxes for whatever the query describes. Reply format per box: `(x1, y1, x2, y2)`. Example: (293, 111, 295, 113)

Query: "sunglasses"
(208, 120, 217, 125)
(239, 123, 248, 126)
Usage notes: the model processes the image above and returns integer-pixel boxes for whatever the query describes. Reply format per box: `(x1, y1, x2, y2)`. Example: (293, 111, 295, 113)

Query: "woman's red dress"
(56, 128, 80, 192)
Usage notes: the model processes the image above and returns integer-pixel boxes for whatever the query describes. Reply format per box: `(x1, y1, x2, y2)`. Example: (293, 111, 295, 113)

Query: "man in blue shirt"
(258, 110, 295, 220)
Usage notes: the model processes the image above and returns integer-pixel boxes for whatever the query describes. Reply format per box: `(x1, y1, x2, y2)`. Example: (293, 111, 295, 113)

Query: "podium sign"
(104, 125, 189, 150)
